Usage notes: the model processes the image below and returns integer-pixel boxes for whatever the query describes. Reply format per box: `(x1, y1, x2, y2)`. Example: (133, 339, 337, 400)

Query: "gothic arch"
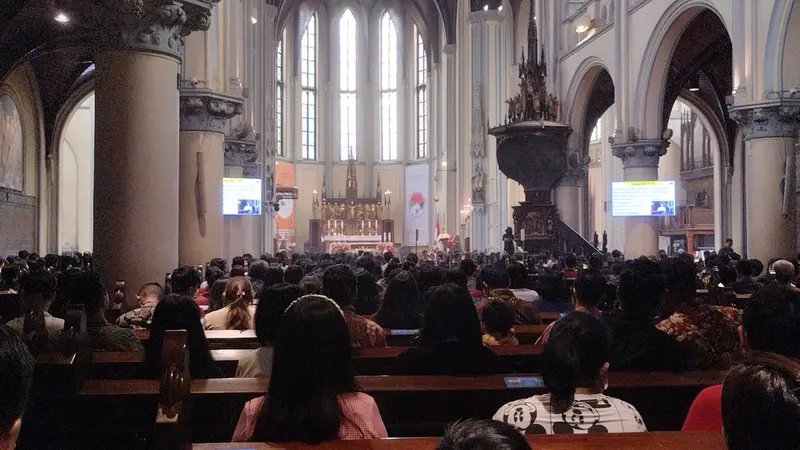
(564, 57, 614, 150)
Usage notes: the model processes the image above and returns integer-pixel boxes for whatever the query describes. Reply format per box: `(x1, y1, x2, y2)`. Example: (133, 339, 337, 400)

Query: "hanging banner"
(404, 164, 430, 245)
(274, 162, 295, 249)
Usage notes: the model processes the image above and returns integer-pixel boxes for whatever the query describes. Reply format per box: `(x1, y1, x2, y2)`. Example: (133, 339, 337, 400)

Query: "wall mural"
(0, 94, 23, 191)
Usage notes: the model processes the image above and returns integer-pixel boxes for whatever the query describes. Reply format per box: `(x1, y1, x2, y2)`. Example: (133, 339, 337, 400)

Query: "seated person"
(116, 282, 163, 329)
(494, 312, 647, 434)
(437, 419, 531, 450)
(657, 257, 740, 370)
(6, 270, 64, 338)
(144, 294, 223, 379)
(536, 269, 607, 345)
(722, 352, 800, 450)
(682, 283, 800, 432)
(476, 266, 541, 325)
(69, 271, 143, 352)
(507, 263, 539, 303)
(322, 265, 386, 348)
(236, 283, 303, 378)
(299, 275, 322, 295)
(562, 253, 579, 279)
(203, 277, 256, 331)
(194, 266, 224, 308)
(206, 278, 228, 313)
(600, 257, 687, 372)
(533, 270, 574, 314)
(371, 271, 423, 330)
(170, 265, 202, 297)
(391, 284, 505, 375)
(233, 295, 387, 443)
(481, 300, 519, 346)
(354, 269, 380, 315)
(283, 265, 304, 285)
(0, 324, 35, 449)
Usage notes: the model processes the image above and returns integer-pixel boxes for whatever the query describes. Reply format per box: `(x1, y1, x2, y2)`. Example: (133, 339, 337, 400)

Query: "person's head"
(725, 238, 733, 248)
(204, 266, 224, 288)
(573, 270, 607, 309)
(229, 265, 246, 277)
(354, 269, 379, 314)
(70, 271, 109, 316)
(146, 294, 218, 378)
(356, 255, 376, 276)
(506, 263, 528, 289)
(375, 271, 420, 321)
(751, 259, 765, 277)
(136, 283, 164, 308)
(0, 325, 35, 448)
(480, 266, 510, 292)
(18, 270, 57, 313)
(444, 268, 467, 287)
(773, 259, 795, 284)
(299, 275, 322, 295)
(735, 259, 752, 278)
(659, 257, 698, 314)
(170, 266, 202, 296)
(481, 299, 514, 337)
(617, 257, 665, 318)
(542, 312, 611, 412)
(254, 283, 304, 346)
(740, 283, 800, 358)
(420, 284, 482, 347)
(232, 256, 245, 267)
(407, 253, 419, 265)
(383, 261, 401, 279)
(251, 295, 357, 443)
(383, 251, 393, 263)
(460, 259, 477, 278)
(722, 352, 800, 450)
(437, 419, 531, 450)
(322, 264, 357, 307)
(564, 253, 578, 269)
(222, 277, 255, 330)
(284, 265, 304, 285)
(505, 227, 513, 235)
(208, 278, 228, 312)
(209, 257, 227, 274)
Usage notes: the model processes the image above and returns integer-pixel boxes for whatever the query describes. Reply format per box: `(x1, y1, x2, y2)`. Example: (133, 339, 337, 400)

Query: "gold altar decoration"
(320, 153, 384, 236)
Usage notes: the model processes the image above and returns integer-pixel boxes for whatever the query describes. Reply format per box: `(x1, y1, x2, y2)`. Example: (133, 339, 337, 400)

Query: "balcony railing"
(661, 205, 714, 231)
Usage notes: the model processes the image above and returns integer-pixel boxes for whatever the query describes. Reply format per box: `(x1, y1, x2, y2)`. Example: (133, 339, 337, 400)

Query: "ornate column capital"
(610, 138, 669, 169)
(179, 88, 244, 133)
(443, 44, 457, 56)
(94, 0, 221, 59)
(468, 10, 503, 24)
(729, 100, 800, 140)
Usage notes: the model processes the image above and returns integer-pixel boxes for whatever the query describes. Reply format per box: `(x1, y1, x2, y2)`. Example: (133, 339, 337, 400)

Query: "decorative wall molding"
(558, 148, 591, 187)
(729, 101, 800, 140)
(610, 138, 669, 169)
(179, 88, 244, 133)
(96, 0, 221, 59)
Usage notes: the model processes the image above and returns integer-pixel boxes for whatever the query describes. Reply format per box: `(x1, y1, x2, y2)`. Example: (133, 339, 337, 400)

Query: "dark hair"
(373, 271, 421, 329)
(751, 259, 765, 277)
(618, 257, 665, 318)
(354, 269, 379, 315)
(250, 295, 359, 443)
(19, 269, 57, 312)
(210, 257, 227, 274)
(223, 277, 255, 330)
(743, 283, 800, 357)
(417, 264, 444, 295)
(444, 269, 468, 287)
(70, 271, 107, 314)
(254, 283, 304, 346)
(506, 263, 528, 289)
(460, 259, 477, 277)
(383, 261, 401, 279)
(204, 265, 224, 286)
(248, 260, 269, 282)
(284, 265, 304, 285)
(229, 265, 247, 277)
(481, 300, 514, 335)
(722, 352, 800, 450)
(420, 284, 482, 347)
(611, 250, 621, 258)
(146, 294, 220, 378)
(171, 266, 202, 295)
(232, 256, 245, 267)
(208, 278, 228, 312)
(437, 419, 530, 450)
(356, 255, 376, 276)
(299, 275, 322, 295)
(735, 259, 751, 277)
(660, 257, 698, 297)
(383, 251, 393, 263)
(321, 264, 357, 307)
(543, 312, 611, 412)
(564, 253, 578, 269)
(573, 271, 607, 309)
(0, 324, 35, 436)
(480, 266, 510, 290)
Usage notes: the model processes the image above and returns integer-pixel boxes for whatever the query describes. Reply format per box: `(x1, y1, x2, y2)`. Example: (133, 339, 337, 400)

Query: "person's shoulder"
(493, 395, 547, 423)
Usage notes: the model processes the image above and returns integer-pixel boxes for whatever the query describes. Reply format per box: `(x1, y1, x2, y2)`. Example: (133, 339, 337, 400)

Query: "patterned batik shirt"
(343, 306, 387, 348)
(656, 301, 741, 370)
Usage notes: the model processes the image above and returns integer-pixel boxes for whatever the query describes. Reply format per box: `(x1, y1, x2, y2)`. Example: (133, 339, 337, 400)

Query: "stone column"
(178, 89, 243, 265)
(731, 103, 800, 262)
(92, 0, 219, 303)
(441, 45, 459, 238)
(555, 149, 589, 233)
(610, 138, 668, 257)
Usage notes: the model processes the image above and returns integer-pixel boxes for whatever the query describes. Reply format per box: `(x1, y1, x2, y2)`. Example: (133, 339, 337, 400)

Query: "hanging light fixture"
(574, 16, 593, 33)
(688, 74, 700, 92)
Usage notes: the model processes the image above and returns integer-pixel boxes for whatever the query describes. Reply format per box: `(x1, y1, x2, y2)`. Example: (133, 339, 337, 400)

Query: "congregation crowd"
(0, 245, 799, 449)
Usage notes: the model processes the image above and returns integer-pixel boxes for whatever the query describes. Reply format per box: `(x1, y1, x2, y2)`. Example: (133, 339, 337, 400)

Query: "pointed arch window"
(339, 9, 357, 161)
(415, 27, 427, 159)
(380, 12, 398, 161)
(276, 36, 284, 157)
(301, 13, 317, 160)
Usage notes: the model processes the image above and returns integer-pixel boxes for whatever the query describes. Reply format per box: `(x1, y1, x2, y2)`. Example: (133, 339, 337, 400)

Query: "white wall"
(58, 93, 95, 253)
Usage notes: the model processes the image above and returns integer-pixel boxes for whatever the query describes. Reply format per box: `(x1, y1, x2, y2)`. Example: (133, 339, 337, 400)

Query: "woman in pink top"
(232, 295, 388, 443)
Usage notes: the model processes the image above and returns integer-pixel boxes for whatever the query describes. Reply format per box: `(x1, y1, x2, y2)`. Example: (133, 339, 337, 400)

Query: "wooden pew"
(197, 431, 725, 450)
(21, 371, 725, 446)
(136, 329, 260, 349)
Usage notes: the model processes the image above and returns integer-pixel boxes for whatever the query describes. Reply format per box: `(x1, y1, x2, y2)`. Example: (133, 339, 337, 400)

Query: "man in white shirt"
(6, 270, 64, 337)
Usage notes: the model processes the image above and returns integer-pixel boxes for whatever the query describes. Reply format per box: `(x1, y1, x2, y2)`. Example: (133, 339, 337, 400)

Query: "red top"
(682, 384, 723, 432)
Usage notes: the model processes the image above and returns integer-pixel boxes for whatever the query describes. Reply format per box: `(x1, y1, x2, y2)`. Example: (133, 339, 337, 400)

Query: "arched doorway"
(58, 91, 95, 253)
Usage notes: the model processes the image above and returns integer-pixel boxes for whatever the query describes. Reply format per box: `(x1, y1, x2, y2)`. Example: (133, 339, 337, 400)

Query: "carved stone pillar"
(610, 138, 669, 257)
(92, 0, 220, 304)
(730, 102, 800, 262)
(178, 89, 243, 265)
(555, 149, 590, 233)
(223, 139, 262, 259)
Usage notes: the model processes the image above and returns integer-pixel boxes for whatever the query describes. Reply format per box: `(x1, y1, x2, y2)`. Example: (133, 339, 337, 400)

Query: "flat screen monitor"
(611, 181, 676, 217)
(223, 178, 262, 216)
